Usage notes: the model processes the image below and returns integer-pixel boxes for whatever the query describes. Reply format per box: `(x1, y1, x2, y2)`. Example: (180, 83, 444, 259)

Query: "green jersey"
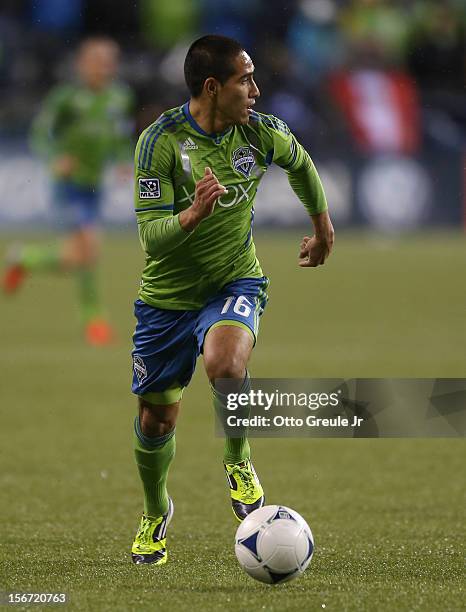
(31, 82, 134, 187)
(135, 103, 328, 310)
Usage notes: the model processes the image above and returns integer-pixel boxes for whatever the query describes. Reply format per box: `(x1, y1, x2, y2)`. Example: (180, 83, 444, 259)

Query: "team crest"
(133, 354, 147, 383)
(139, 177, 161, 199)
(232, 146, 255, 178)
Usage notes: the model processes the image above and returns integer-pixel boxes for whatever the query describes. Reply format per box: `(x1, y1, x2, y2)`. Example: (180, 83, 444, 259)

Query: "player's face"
(216, 51, 260, 126)
(77, 41, 119, 89)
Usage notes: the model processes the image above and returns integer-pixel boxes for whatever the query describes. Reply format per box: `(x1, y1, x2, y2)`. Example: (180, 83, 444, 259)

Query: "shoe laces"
(231, 463, 256, 499)
(138, 515, 161, 545)
(137, 517, 153, 545)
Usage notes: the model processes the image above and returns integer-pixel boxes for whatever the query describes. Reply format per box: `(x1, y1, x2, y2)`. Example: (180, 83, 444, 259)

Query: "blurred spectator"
(139, 0, 200, 50)
(406, 0, 465, 92)
(199, 0, 262, 50)
(405, 1, 465, 149)
(2, 37, 134, 345)
(340, 0, 409, 66)
(287, 0, 345, 85)
(0, 0, 464, 150)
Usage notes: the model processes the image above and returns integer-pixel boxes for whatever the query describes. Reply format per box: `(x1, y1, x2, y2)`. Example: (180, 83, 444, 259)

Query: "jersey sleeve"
(263, 114, 328, 216)
(29, 85, 71, 160)
(134, 130, 191, 257)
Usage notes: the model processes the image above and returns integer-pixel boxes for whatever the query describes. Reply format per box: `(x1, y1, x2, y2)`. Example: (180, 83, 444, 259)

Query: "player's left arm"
(112, 86, 136, 181)
(271, 118, 334, 267)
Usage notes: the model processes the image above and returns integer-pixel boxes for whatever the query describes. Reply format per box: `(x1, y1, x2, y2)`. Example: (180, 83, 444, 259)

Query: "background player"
(2, 37, 133, 345)
(130, 35, 334, 565)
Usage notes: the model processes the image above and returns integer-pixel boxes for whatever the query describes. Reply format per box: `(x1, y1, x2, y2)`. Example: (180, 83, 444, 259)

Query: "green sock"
(77, 267, 101, 324)
(133, 416, 175, 518)
(224, 432, 250, 465)
(20, 244, 61, 271)
(211, 374, 251, 465)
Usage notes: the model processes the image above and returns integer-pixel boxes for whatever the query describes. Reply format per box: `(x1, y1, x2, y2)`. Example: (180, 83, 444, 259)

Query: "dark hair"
(184, 35, 245, 98)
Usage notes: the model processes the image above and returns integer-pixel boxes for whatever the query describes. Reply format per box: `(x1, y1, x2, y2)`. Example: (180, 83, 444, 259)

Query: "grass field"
(1, 231, 465, 611)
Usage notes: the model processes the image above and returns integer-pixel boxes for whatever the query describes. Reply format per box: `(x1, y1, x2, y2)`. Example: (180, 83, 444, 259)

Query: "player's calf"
(210, 369, 266, 522)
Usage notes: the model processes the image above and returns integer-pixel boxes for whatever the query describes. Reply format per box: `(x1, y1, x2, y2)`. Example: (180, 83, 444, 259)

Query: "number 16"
(221, 295, 252, 317)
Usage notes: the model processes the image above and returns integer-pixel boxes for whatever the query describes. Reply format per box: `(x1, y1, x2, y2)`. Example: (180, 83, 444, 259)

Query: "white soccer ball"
(234, 505, 314, 585)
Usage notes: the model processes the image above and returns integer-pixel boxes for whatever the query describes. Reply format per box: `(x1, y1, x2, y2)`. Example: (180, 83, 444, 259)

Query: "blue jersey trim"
(182, 102, 232, 141)
(139, 109, 186, 170)
(249, 111, 290, 135)
(139, 113, 176, 168)
(135, 204, 174, 212)
(282, 138, 298, 169)
(145, 112, 188, 170)
(243, 206, 255, 248)
(249, 110, 261, 124)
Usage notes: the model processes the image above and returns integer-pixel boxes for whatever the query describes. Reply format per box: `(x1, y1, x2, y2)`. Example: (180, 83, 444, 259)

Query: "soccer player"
(2, 37, 133, 345)
(130, 35, 334, 565)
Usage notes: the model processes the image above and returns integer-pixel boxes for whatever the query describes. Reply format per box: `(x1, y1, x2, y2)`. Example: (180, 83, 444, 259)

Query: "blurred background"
(0, 0, 465, 231)
(1, 3, 465, 608)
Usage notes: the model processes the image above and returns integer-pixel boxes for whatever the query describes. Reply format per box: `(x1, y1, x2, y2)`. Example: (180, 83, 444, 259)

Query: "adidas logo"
(183, 137, 198, 150)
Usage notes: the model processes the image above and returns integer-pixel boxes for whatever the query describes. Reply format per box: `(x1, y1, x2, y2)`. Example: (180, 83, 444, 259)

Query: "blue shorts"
(53, 181, 101, 230)
(131, 276, 269, 400)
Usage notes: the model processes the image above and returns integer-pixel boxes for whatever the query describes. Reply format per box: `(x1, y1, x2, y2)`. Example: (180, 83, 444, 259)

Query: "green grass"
(0, 231, 465, 611)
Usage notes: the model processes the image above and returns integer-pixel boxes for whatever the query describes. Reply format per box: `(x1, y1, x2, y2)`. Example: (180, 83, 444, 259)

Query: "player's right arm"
(135, 130, 226, 256)
(30, 85, 78, 178)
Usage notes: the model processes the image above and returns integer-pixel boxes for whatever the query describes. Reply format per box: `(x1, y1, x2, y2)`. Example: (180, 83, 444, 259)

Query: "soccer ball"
(234, 505, 314, 585)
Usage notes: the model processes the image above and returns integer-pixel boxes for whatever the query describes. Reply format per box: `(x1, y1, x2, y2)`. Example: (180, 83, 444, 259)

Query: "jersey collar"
(182, 101, 232, 144)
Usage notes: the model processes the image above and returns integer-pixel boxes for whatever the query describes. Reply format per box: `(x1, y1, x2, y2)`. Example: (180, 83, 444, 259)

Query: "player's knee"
(204, 325, 253, 383)
(205, 354, 246, 384)
(77, 230, 99, 265)
(82, 251, 98, 266)
(63, 242, 97, 267)
(138, 398, 178, 437)
(80, 243, 99, 266)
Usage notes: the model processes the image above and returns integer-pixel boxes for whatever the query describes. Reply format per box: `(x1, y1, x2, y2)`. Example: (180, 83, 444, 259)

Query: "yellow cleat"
(131, 497, 174, 565)
(224, 459, 264, 522)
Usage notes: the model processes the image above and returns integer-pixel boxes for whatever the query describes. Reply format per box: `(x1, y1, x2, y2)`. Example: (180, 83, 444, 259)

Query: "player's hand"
(180, 167, 228, 231)
(299, 211, 334, 267)
(193, 166, 227, 219)
(299, 236, 327, 267)
(52, 155, 78, 178)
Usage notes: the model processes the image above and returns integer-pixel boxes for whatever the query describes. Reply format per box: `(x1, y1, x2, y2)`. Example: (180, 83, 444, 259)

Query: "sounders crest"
(232, 146, 255, 178)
